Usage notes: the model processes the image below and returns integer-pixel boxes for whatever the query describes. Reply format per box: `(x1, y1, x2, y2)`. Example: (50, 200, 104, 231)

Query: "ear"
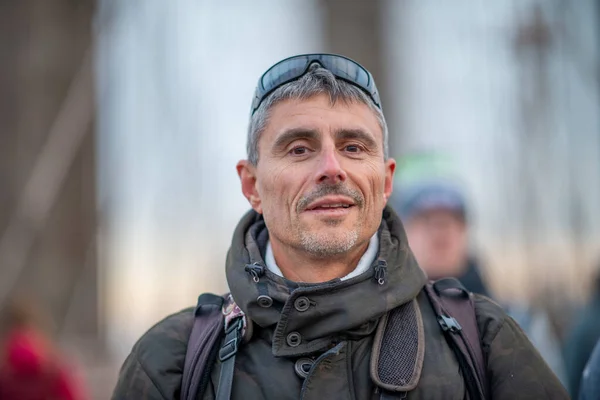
(383, 158, 396, 203)
(236, 160, 263, 214)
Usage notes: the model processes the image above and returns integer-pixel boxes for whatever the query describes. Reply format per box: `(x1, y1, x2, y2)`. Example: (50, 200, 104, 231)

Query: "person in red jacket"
(0, 298, 88, 400)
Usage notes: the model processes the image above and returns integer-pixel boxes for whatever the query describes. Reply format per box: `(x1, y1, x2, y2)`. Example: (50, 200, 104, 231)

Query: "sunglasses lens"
(318, 55, 371, 91)
(252, 54, 379, 114)
(259, 57, 310, 95)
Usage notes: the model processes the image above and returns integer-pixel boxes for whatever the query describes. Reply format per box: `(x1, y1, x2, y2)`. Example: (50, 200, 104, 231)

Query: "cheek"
(257, 181, 279, 215)
(366, 162, 387, 190)
(449, 229, 467, 252)
(365, 171, 388, 208)
(407, 225, 429, 248)
(350, 164, 386, 202)
(406, 231, 427, 260)
(257, 166, 297, 211)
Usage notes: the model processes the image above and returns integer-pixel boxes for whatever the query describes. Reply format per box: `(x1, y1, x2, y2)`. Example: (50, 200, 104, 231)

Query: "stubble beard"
(297, 220, 361, 257)
(294, 183, 365, 257)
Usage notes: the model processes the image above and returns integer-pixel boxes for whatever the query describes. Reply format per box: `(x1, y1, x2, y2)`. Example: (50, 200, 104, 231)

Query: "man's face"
(238, 94, 395, 258)
(405, 209, 468, 279)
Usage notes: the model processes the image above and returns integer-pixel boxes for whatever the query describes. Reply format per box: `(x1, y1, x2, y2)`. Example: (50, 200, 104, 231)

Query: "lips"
(310, 203, 352, 209)
(305, 196, 355, 211)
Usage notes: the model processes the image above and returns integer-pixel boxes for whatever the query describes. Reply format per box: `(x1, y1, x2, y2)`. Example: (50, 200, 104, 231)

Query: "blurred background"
(1, 0, 599, 398)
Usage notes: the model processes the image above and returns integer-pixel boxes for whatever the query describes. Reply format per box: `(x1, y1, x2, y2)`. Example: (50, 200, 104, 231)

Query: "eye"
(290, 146, 309, 156)
(344, 144, 362, 153)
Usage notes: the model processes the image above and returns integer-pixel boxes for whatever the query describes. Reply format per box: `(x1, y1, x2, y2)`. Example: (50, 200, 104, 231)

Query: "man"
(395, 179, 567, 385)
(112, 54, 567, 399)
(395, 181, 490, 296)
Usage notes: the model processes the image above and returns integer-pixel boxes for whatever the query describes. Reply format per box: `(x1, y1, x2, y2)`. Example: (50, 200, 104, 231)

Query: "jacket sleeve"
(111, 352, 167, 400)
(483, 310, 569, 399)
(110, 308, 195, 400)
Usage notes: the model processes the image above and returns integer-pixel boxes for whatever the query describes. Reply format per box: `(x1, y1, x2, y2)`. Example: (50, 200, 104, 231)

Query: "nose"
(316, 147, 347, 184)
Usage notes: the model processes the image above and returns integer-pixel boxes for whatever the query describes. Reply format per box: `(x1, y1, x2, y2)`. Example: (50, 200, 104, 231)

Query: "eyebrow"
(272, 128, 320, 153)
(334, 128, 378, 151)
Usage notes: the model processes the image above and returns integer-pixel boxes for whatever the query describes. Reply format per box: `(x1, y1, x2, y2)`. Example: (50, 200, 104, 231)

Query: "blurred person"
(394, 180, 567, 384)
(395, 182, 489, 295)
(112, 54, 566, 399)
(579, 337, 600, 400)
(563, 268, 600, 398)
(0, 297, 88, 400)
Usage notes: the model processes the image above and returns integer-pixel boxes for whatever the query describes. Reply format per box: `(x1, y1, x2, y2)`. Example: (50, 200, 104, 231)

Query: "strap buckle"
(219, 317, 243, 361)
(438, 315, 462, 333)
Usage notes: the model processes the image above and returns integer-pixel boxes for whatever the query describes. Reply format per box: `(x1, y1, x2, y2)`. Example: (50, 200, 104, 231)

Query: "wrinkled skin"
(237, 94, 395, 283)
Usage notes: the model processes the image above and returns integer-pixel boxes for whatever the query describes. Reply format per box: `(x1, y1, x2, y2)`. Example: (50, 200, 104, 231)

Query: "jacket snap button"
(294, 358, 314, 379)
(286, 332, 302, 347)
(294, 296, 310, 312)
(257, 295, 273, 308)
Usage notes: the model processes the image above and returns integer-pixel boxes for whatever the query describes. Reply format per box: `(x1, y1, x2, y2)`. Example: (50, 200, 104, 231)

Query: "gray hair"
(247, 66, 389, 165)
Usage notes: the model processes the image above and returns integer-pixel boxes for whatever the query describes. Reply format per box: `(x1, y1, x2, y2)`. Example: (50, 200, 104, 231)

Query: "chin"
(300, 229, 359, 255)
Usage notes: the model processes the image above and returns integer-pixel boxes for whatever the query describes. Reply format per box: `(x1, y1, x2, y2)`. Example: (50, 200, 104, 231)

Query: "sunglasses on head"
(251, 53, 381, 115)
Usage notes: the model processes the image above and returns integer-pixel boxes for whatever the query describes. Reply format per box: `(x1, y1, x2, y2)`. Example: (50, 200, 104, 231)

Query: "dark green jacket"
(112, 207, 568, 399)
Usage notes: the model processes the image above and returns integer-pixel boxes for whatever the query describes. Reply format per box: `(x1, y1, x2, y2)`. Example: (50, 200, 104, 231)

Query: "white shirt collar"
(265, 233, 379, 282)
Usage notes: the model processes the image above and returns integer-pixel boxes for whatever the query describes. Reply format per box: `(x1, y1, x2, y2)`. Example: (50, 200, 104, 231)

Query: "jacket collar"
(225, 205, 427, 357)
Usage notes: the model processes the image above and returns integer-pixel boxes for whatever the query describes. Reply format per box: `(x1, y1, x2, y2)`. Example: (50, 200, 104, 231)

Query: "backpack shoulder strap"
(182, 293, 247, 400)
(371, 298, 425, 397)
(181, 293, 226, 400)
(215, 295, 246, 400)
(424, 278, 489, 399)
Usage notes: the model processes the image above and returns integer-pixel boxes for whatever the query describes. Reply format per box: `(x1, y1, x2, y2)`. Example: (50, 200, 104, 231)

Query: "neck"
(269, 238, 370, 283)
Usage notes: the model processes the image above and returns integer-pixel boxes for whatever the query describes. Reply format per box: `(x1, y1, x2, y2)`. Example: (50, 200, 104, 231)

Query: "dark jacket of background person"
(457, 257, 492, 298)
(458, 257, 568, 386)
(579, 338, 600, 400)
(393, 180, 568, 385)
(111, 208, 567, 400)
(564, 274, 600, 398)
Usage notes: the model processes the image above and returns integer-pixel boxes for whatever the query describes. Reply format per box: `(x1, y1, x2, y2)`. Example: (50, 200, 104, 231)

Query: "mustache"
(297, 184, 364, 212)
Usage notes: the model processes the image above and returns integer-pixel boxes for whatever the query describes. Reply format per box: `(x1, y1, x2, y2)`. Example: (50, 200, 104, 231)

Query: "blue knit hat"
(393, 181, 467, 221)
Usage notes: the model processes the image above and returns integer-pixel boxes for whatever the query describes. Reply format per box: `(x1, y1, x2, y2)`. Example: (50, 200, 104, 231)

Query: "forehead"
(261, 94, 383, 143)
